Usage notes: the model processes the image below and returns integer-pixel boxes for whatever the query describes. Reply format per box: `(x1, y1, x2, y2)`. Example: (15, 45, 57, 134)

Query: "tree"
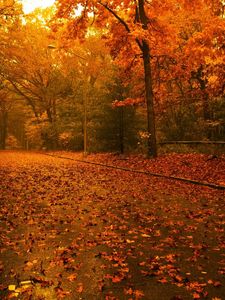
(0, 1, 23, 149)
(152, 0, 225, 140)
(55, 0, 158, 157)
(0, 16, 72, 149)
(120, 0, 225, 142)
(1, 1, 224, 152)
(58, 35, 121, 153)
(0, 0, 21, 19)
(0, 80, 12, 149)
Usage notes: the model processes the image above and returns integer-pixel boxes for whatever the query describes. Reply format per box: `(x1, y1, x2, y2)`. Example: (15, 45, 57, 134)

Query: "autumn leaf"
(76, 283, 84, 293)
(158, 278, 168, 284)
(192, 292, 201, 299)
(141, 234, 151, 238)
(213, 281, 222, 287)
(124, 287, 133, 295)
(67, 273, 77, 282)
(126, 239, 135, 244)
(173, 275, 183, 283)
(112, 275, 123, 283)
(55, 287, 71, 299)
(207, 279, 213, 284)
(133, 289, 145, 299)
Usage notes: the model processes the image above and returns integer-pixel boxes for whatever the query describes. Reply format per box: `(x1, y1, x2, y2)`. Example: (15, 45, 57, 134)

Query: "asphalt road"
(0, 152, 224, 300)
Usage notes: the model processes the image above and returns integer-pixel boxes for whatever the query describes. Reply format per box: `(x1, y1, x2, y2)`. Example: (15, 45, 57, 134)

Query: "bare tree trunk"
(142, 41, 157, 157)
(0, 111, 8, 150)
(83, 81, 88, 156)
(202, 92, 211, 121)
(46, 106, 58, 150)
(194, 65, 212, 138)
(119, 107, 124, 154)
(138, 0, 157, 157)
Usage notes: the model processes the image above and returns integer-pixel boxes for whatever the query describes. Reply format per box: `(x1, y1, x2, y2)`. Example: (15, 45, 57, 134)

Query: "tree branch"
(98, 1, 131, 33)
(98, 1, 143, 50)
(7, 79, 40, 119)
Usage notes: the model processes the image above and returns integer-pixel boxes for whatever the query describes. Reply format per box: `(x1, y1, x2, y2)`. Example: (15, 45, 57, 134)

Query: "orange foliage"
(55, 0, 224, 109)
(112, 97, 144, 108)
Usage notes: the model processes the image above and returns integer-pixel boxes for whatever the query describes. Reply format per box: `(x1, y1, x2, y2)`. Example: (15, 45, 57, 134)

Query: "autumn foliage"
(0, 0, 224, 153)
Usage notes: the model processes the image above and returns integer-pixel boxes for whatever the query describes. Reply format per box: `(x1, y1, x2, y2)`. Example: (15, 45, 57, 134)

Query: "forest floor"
(0, 151, 225, 300)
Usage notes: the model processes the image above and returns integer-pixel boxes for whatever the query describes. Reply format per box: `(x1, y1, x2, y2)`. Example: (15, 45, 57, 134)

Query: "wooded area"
(0, 0, 224, 157)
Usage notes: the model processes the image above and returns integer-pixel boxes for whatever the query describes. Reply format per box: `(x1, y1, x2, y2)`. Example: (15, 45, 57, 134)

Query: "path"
(0, 151, 224, 300)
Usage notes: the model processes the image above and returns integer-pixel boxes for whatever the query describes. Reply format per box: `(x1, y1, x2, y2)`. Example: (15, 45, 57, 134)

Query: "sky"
(21, 0, 55, 14)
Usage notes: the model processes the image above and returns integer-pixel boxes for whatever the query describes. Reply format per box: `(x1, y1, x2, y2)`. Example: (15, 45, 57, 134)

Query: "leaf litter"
(0, 151, 224, 299)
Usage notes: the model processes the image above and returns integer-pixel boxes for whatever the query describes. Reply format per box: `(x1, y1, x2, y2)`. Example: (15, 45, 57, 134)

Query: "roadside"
(48, 151, 225, 187)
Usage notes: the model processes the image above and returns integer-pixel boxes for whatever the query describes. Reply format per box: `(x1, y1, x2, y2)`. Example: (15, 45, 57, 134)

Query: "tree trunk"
(142, 41, 157, 157)
(138, 0, 157, 157)
(83, 81, 88, 157)
(195, 65, 212, 138)
(46, 107, 58, 150)
(119, 107, 124, 154)
(0, 111, 8, 150)
(202, 92, 211, 121)
(195, 65, 211, 121)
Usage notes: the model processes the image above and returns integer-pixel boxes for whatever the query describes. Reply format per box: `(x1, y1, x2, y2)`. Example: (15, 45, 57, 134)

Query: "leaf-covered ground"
(0, 151, 224, 300)
(50, 152, 225, 186)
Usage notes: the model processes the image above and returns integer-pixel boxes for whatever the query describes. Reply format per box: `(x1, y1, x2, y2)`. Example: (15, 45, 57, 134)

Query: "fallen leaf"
(67, 273, 77, 282)
(158, 278, 168, 284)
(76, 283, 84, 293)
(193, 292, 201, 299)
(213, 281, 222, 287)
(112, 275, 123, 283)
(124, 287, 133, 295)
(141, 234, 151, 238)
(133, 289, 145, 299)
(55, 287, 71, 298)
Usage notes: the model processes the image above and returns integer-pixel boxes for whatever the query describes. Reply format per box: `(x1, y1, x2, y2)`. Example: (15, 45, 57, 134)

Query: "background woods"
(0, 0, 224, 155)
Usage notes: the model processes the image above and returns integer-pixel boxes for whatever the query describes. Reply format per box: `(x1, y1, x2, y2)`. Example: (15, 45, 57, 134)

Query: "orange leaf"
(213, 281, 222, 287)
(112, 276, 122, 283)
(133, 289, 145, 299)
(76, 283, 84, 293)
(207, 279, 213, 284)
(193, 293, 201, 299)
(124, 287, 133, 295)
(158, 278, 168, 284)
(67, 273, 77, 282)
